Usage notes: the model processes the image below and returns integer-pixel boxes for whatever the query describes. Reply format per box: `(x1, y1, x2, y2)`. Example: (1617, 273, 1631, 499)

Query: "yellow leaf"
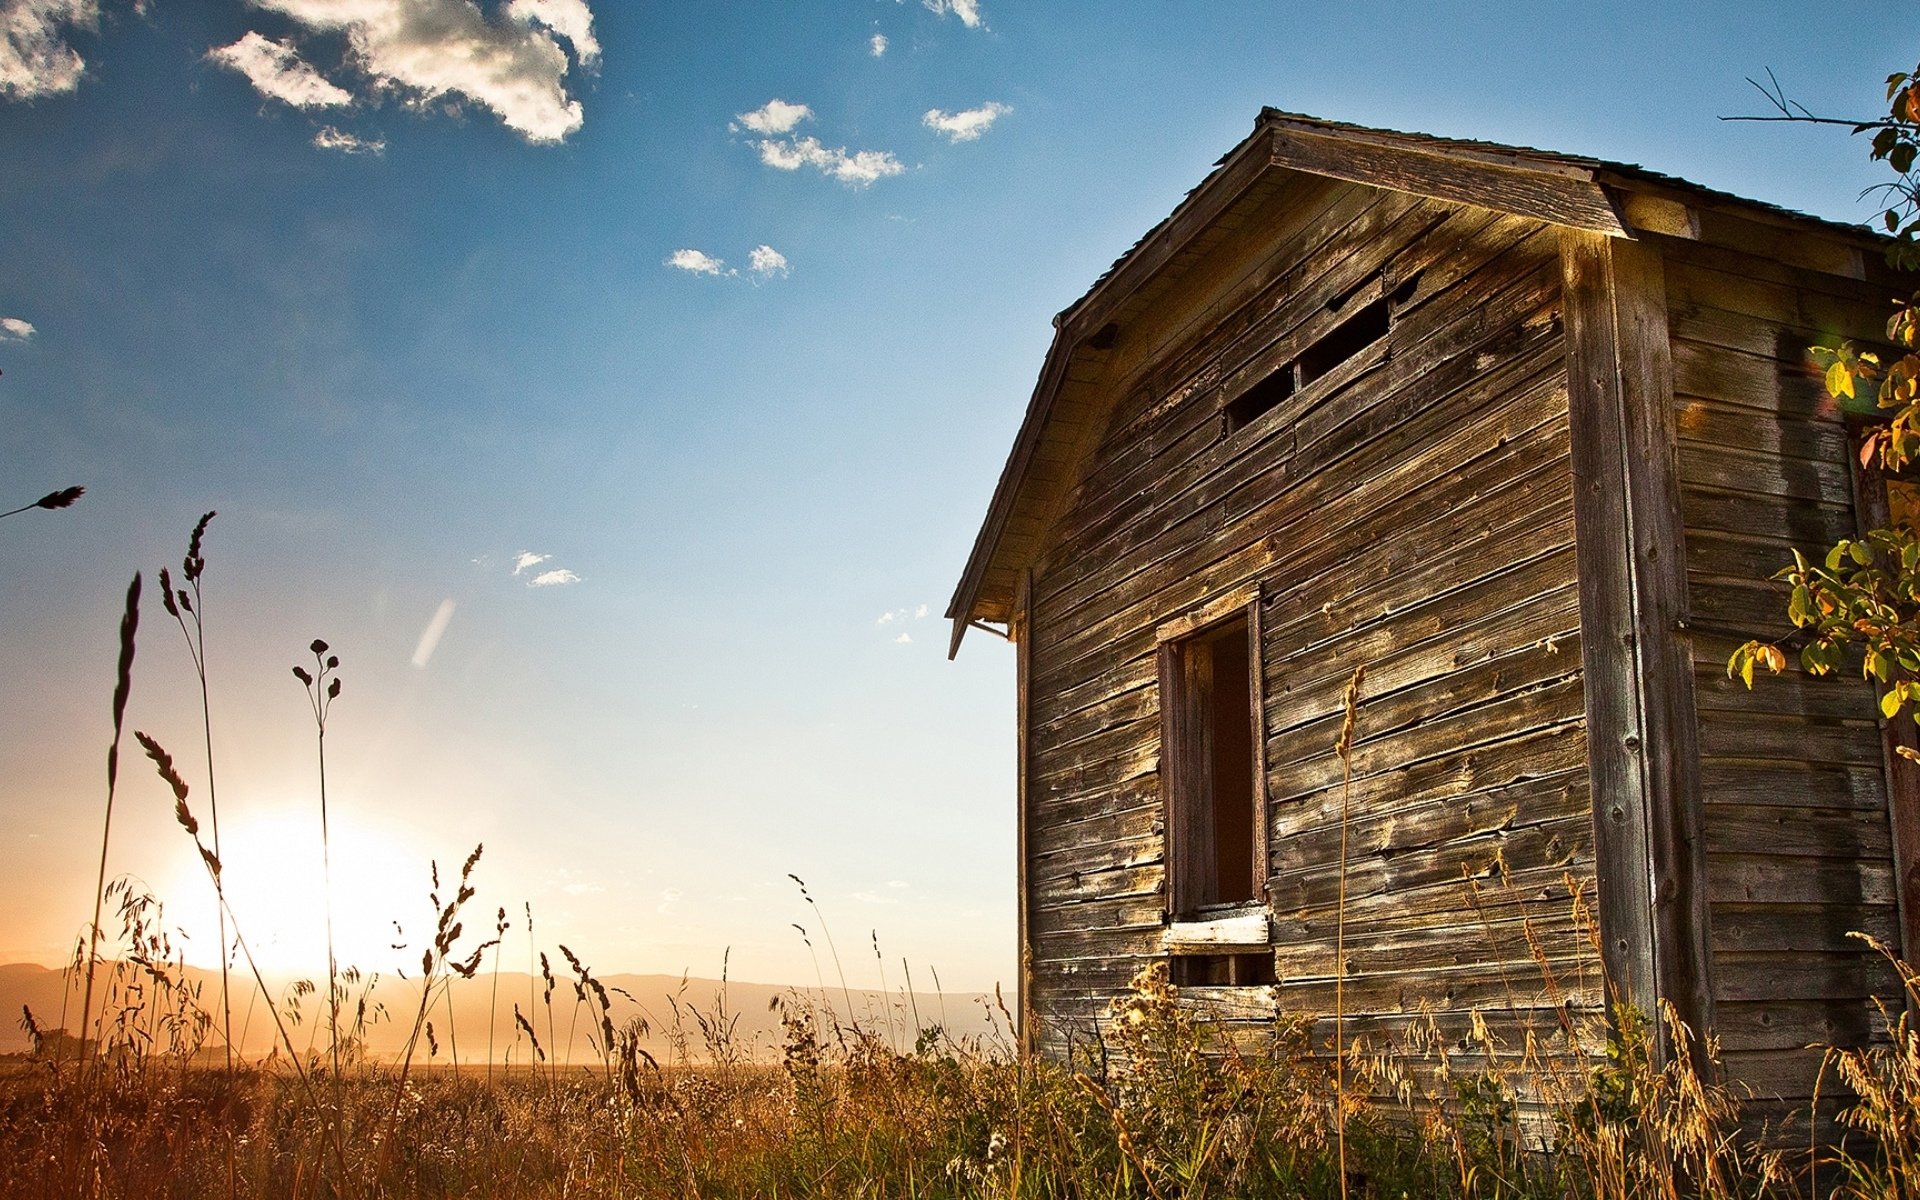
(1828, 361, 1855, 399)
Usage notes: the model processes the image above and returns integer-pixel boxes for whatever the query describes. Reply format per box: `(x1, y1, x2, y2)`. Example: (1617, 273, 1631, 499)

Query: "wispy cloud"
(735, 97, 902, 187)
(868, 33, 887, 57)
(893, 632, 912, 644)
(0, 0, 96, 100)
(923, 0, 984, 29)
(733, 97, 810, 135)
(850, 890, 899, 906)
(747, 244, 788, 279)
(242, 0, 600, 143)
(313, 125, 384, 154)
(665, 248, 730, 276)
(923, 101, 1009, 143)
(656, 887, 682, 916)
(753, 134, 902, 187)
(876, 604, 930, 625)
(0, 316, 35, 343)
(506, 550, 580, 588)
(208, 30, 352, 109)
(410, 598, 456, 667)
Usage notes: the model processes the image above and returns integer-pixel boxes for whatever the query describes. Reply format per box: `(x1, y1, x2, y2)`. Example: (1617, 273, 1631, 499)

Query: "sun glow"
(160, 803, 445, 980)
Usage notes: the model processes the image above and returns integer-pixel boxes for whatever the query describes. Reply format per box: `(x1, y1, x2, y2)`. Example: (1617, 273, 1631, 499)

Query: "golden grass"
(11, 518, 1920, 1199)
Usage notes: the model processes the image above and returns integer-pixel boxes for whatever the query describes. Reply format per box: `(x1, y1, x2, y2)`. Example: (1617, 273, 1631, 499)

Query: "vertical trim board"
(1561, 229, 1715, 1059)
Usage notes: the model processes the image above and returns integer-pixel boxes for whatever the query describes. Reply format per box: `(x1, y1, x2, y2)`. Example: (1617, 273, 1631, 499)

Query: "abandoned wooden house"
(945, 110, 1920, 1112)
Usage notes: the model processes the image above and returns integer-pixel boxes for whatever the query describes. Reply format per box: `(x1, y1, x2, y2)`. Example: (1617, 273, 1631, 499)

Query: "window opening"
(1163, 611, 1260, 916)
(1298, 294, 1390, 387)
(1170, 953, 1275, 987)
(1220, 272, 1418, 435)
(1223, 368, 1294, 433)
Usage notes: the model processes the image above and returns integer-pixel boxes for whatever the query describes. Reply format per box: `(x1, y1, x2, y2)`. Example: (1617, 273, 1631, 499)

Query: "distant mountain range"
(0, 962, 998, 1064)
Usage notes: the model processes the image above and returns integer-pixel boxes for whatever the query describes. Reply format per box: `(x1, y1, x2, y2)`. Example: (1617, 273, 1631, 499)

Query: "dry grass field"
(5, 947, 1920, 1199)
(9, 525, 1920, 1200)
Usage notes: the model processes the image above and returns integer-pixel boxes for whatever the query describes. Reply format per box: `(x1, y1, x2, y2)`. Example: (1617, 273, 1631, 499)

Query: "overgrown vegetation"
(1, 511, 1915, 1200)
(7, 938, 1920, 1199)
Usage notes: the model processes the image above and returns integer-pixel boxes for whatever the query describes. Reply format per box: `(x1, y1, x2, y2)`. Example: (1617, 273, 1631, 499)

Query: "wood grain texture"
(1561, 229, 1716, 1061)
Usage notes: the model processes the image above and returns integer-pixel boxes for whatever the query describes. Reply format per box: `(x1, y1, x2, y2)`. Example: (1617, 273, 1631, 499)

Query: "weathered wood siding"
(1022, 176, 1597, 1060)
(1660, 216, 1909, 1106)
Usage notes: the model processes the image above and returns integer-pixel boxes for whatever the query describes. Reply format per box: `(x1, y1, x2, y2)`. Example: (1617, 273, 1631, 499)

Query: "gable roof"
(945, 108, 1889, 657)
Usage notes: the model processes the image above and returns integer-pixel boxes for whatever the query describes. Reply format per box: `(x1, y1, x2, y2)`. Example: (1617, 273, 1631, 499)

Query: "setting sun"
(159, 804, 441, 981)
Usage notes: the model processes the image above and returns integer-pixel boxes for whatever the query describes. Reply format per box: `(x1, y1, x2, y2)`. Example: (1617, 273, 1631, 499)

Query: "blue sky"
(1, 0, 1916, 991)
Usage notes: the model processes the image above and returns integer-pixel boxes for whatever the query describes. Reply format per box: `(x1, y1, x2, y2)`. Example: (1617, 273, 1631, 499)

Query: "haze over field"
(2, 0, 1915, 996)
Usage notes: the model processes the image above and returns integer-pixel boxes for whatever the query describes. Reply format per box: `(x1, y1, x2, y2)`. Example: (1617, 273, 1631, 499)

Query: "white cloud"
(656, 887, 682, 916)
(923, 100, 1008, 143)
(850, 890, 899, 906)
(886, 879, 909, 889)
(410, 597, 456, 667)
(665, 247, 730, 276)
(528, 567, 580, 587)
(512, 550, 550, 575)
(878, 604, 930, 626)
(923, 0, 984, 29)
(313, 125, 384, 154)
(208, 30, 352, 109)
(247, 0, 600, 143)
(747, 244, 788, 278)
(505, 0, 598, 66)
(733, 97, 810, 135)
(914, 603, 928, 618)
(0, 316, 35, 342)
(894, 631, 912, 644)
(753, 134, 902, 187)
(0, 0, 95, 100)
(868, 32, 886, 57)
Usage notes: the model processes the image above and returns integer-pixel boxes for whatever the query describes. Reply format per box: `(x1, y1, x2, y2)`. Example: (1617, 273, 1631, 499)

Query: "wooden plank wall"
(1660, 219, 1908, 1110)
(1022, 176, 1600, 1068)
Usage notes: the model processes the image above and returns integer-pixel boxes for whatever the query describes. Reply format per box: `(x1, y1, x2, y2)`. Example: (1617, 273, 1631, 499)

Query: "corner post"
(1561, 228, 1715, 1060)
(1014, 568, 1037, 1055)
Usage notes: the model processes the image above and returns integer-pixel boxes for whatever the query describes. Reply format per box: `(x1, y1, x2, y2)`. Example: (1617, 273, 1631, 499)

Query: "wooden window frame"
(1157, 583, 1271, 925)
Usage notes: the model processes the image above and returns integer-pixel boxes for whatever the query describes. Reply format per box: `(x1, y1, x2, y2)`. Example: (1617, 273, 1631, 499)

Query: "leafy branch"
(1730, 64, 1920, 727)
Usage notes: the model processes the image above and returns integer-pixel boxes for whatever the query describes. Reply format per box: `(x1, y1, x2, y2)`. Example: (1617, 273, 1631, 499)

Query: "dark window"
(1223, 368, 1294, 433)
(1298, 294, 1390, 387)
(1169, 953, 1275, 987)
(1161, 611, 1262, 917)
(1220, 273, 1416, 436)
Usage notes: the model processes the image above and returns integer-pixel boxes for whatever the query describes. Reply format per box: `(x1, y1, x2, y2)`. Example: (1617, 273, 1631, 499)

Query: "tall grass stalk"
(1332, 663, 1364, 1200)
(293, 639, 345, 1166)
(789, 873, 856, 1029)
(486, 905, 507, 1085)
(80, 573, 140, 1087)
(0, 484, 84, 521)
(158, 512, 231, 1071)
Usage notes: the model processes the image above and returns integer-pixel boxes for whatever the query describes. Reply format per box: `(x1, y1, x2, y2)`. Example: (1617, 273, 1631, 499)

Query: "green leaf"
(1851, 540, 1876, 565)
(1828, 361, 1855, 399)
